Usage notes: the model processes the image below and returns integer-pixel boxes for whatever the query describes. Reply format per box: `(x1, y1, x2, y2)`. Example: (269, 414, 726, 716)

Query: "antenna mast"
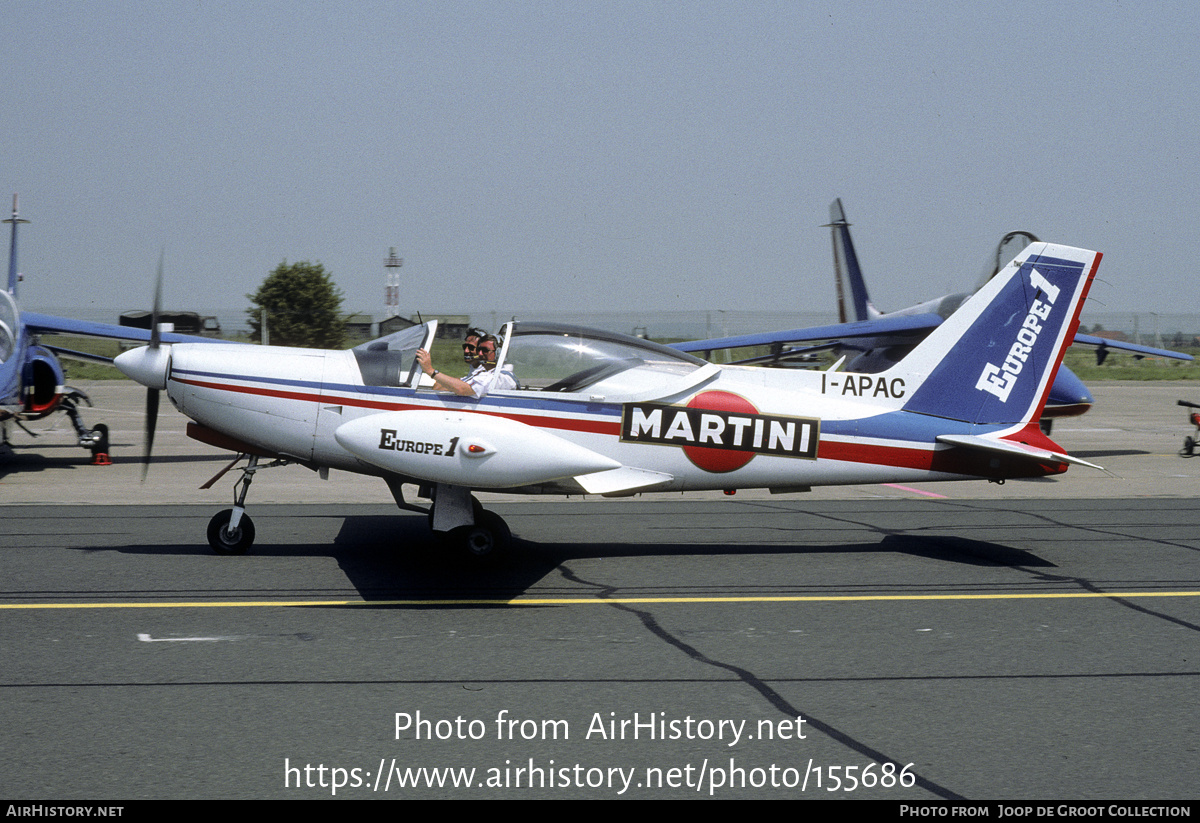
(3, 194, 30, 297)
(384, 246, 403, 318)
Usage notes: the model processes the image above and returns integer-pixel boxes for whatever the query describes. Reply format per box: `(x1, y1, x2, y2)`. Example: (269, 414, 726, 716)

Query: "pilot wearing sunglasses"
(417, 331, 516, 399)
(460, 326, 487, 366)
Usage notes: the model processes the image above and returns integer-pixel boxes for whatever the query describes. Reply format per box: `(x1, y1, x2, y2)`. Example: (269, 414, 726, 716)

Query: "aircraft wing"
(39, 343, 118, 365)
(23, 311, 234, 346)
(1072, 333, 1193, 362)
(673, 315, 1193, 364)
(670, 312, 943, 353)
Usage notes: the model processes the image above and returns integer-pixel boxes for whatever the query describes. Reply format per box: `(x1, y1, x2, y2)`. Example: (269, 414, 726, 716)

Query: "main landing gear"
(3, 389, 110, 465)
(451, 508, 512, 559)
(393, 479, 513, 560)
(432, 484, 511, 559)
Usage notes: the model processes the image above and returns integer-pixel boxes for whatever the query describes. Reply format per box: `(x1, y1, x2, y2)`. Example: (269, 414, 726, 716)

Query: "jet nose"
(114, 345, 171, 390)
(1045, 366, 1094, 417)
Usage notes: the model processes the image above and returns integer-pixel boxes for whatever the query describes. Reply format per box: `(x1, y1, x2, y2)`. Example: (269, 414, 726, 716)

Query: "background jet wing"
(23, 311, 234, 346)
(670, 312, 944, 353)
(1072, 332, 1193, 362)
(672, 316, 1193, 365)
(39, 343, 118, 364)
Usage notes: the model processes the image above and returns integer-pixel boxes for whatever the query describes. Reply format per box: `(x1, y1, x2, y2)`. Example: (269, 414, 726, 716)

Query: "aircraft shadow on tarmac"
(253, 515, 1060, 601)
(0, 443, 228, 478)
(90, 514, 1055, 602)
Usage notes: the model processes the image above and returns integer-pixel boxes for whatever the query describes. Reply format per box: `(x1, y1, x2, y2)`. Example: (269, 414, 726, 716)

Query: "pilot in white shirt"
(417, 333, 515, 399)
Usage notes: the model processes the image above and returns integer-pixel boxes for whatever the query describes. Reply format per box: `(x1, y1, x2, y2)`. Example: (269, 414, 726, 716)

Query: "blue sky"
(4, 1, 1197, 321)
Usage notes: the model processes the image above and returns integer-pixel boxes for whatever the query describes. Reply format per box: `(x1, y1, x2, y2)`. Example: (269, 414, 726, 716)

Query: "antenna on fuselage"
(3, 194, 30, 298)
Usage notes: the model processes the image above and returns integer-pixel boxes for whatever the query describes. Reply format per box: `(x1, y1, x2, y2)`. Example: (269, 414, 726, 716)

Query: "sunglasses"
(462, 343, 477, 351)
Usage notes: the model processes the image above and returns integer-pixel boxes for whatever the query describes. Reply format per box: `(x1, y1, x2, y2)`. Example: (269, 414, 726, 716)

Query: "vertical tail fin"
(825, 198, 879, 323)
(893, 243, 1100, 427)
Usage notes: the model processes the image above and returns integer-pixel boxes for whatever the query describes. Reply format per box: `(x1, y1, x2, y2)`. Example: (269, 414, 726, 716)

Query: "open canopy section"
(352, 320, 437, 388)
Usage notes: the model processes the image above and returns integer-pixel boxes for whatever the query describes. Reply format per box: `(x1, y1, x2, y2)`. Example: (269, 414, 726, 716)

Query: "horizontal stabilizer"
(936, 434, 1103, 471)
(574, 466, 674, 495)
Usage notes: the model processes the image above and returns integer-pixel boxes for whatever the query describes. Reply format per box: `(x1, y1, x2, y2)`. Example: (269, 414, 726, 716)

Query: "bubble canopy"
(497, 321, 707, 394)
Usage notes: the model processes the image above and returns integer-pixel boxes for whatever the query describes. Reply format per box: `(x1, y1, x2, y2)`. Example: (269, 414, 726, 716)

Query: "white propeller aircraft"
(117, 242, 1103, 557)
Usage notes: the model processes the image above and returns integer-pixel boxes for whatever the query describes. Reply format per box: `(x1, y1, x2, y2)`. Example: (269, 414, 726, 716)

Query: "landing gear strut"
(61, 389, 111, 465)
(204, 454, 287, 554)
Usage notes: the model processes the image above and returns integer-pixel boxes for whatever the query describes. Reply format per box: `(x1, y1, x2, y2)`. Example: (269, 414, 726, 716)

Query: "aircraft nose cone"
(1049, 366, 1094, 410)
(114, 345, 171, 390)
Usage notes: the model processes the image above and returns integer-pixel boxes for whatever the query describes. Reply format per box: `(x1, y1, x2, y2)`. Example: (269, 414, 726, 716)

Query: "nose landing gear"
(203, 454, 287, 554)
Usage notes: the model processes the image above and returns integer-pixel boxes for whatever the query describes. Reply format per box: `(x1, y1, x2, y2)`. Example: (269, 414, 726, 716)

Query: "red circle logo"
(681, 390, 759, 473)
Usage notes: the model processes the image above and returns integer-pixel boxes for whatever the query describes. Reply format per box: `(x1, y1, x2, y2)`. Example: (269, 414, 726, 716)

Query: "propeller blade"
(142, 388, 159, 480)
(141, 252, 165, 480)
(149, 250, 164, 350)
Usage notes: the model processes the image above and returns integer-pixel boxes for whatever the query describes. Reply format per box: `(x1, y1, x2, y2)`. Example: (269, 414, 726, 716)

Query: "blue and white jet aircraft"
(1, 195, 228, 463)
(674, 199, 1191, 426)
(117, 240, 1104, 557)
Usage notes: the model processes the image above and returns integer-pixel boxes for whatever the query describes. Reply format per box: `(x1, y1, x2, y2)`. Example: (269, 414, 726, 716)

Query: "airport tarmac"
(1, 381, 1198, 799)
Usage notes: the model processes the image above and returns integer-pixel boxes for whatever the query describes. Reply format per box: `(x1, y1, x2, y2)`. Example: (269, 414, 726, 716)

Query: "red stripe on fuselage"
(818, 437, 1066, 478)
(173, 376, 620, 436)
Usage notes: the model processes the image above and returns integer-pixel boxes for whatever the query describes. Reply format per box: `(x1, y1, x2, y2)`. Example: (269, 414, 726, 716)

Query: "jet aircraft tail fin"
(887, 243, 1100, 427)
(826, 198, 880, 323)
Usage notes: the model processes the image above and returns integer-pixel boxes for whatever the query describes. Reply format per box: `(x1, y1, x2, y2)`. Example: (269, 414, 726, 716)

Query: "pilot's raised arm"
(417, 333, 509, 399)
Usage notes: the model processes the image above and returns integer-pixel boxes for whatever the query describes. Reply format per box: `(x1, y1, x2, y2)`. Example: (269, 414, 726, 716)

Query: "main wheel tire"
(1183, 436, 1196, 457)
(451, 509, 511, 559)
(207, 509, 255, 555)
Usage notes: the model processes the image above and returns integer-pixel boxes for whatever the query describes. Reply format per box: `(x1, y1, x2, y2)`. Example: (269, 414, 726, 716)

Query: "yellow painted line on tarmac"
(2, 591, 1200, 610)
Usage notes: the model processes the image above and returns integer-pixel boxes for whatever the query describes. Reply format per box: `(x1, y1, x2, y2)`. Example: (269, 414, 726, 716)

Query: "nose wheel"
(207, 509, 256, 555)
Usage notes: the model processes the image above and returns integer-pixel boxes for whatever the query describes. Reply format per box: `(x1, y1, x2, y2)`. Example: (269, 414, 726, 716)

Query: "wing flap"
(573, 466, 674, 495)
